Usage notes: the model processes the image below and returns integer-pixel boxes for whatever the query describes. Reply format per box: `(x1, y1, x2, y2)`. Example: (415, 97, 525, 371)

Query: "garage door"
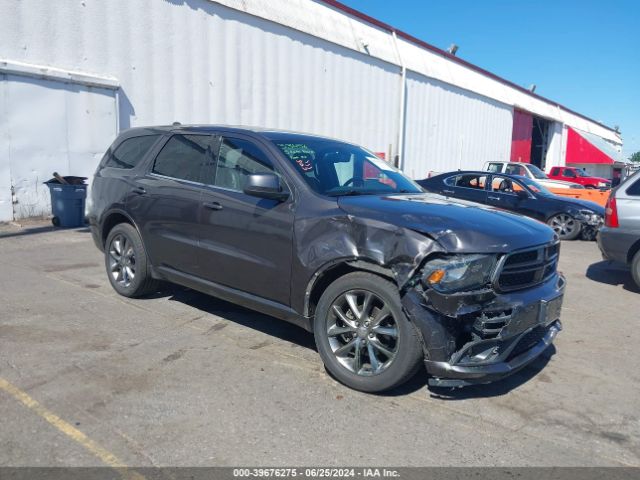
(0, 73, 117, 221)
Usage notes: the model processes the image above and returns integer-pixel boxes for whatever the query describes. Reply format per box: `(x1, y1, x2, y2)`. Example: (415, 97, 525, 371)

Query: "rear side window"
(505, 164, 526, 176)
(487, 163, 503, 173)
(626, 177, 640, 196)
(444, 175, 458, 186)
(104, 135, 159, 169)
(550, 167, 560, 175)
(456, 174, 487, 189)
(152, 134, 211, 183)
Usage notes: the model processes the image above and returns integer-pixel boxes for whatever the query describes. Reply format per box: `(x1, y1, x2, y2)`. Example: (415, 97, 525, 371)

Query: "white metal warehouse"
(0, 0, 624, 221)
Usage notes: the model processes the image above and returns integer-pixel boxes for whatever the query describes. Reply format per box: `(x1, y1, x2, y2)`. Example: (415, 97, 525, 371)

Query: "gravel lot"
(0, 221, 639, 467)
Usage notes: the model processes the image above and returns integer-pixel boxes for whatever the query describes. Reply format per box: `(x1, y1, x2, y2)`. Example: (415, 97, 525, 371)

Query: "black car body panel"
(337, 193, 555, 253)
(89, 126, 565, 387)
(417, 171, 605, 234)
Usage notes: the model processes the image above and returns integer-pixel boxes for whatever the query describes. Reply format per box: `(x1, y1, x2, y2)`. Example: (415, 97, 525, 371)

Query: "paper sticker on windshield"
(367, 156, 395, 172)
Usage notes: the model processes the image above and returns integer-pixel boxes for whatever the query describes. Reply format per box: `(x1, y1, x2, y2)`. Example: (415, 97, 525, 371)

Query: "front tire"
(104, 223, 159, 297)
(314, 272, 423, 393)
(548, 213, 582, 240)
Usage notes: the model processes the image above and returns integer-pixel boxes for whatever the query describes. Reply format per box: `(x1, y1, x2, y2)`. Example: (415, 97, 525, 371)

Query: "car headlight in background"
(577, 209, 603, 226)
(598, 182, 608, 188)
(422, 254, 497, 293)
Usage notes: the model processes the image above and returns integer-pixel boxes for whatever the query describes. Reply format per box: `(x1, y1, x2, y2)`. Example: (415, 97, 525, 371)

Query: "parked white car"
(484, 161, 584, 189)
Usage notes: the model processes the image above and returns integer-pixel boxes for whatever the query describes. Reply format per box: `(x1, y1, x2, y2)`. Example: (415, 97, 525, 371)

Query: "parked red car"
(548, 166, 611, 189)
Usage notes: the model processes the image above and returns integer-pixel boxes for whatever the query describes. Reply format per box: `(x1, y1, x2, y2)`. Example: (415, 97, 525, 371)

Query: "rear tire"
(104, 223, 159, 297)
(314, 272, 423, 393)
(632, 251, 640, 290)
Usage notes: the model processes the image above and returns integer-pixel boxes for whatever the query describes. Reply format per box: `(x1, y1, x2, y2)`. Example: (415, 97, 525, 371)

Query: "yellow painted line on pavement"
(0, 377, 146, 480)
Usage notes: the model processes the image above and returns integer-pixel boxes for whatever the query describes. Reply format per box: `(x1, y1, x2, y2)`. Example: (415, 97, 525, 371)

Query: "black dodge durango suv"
(89, 125, 565, 392)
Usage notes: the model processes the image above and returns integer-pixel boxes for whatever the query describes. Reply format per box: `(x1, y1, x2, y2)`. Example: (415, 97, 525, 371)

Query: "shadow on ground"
(0, 224, 91, 239)
(155, 284, 317, 351)
(139, 283, 554, 398)
(586, 260, 640, 293)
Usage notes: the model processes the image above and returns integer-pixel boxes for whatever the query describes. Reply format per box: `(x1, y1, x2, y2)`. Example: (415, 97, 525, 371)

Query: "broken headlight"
(422, 254, 497, 293)
(577, 209, 603, 226)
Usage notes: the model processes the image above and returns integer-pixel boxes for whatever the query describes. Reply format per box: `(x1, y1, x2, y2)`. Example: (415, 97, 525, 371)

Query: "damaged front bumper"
(402, 272, 565, 388)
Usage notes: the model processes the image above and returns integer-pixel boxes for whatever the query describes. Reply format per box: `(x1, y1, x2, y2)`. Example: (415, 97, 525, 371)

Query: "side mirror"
(516, 190, 529, 200)
(243, 173, 289, 201)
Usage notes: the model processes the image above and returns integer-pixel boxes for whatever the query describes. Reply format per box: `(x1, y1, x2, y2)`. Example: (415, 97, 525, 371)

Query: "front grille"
(496, 242, 559, 292)
(471, 309, 513, 339)
(507, 325, 548, 360)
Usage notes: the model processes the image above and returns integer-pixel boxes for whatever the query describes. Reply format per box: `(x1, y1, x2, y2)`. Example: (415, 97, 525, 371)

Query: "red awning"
(566, 127, 615, 165)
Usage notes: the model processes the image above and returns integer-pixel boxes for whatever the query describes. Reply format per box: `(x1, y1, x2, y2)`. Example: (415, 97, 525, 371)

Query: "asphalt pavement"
(0, 221, 638, 467)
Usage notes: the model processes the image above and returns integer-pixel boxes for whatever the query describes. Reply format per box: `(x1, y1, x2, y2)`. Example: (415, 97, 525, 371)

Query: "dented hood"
(337, 193, 555, 253)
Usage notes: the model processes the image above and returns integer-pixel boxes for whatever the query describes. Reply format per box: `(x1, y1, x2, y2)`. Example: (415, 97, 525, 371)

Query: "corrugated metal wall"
(402, 72, 513, 178)
(0, 74, 117, 219)
(0, 0, 619, 221)
(0, 0, 400, 152)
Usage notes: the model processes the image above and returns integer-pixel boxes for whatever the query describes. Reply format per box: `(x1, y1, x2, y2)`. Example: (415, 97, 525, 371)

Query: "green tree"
(631, 151, 640, 163)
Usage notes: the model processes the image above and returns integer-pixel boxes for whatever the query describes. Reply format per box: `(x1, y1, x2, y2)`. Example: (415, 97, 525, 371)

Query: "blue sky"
(341, 0, 640, 157)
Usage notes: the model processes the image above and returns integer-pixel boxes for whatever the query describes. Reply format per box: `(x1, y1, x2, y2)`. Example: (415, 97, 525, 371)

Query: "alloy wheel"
(549, 214, 578, 238)
(326, 290, 399, 376)
(108, 234, 136, 288)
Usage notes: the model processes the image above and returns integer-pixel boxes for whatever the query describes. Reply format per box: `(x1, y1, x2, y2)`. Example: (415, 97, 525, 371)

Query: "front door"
(127, 134, 214, 277)
(487, 175, 526, 213)
(198, 134, 295, 305)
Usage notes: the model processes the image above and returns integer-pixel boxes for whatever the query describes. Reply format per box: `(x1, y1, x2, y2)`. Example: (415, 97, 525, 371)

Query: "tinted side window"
(152, 135, 211, 183)
(491, 175, 527, 194)
(626, 178, 640, 196)
(104, 135, 159, 169)
(550, 167, 560, 175)
(444, 175, 458, 187)
(563, 168, 576, 177)
(456, 174, 486, 189)
(487, 163, 503, 173)
(213, 137, 274, 191)
(505, 164, 526, 176)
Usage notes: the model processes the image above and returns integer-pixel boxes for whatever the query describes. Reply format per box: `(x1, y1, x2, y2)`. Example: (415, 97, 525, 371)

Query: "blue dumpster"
(45, 182, 87, 228)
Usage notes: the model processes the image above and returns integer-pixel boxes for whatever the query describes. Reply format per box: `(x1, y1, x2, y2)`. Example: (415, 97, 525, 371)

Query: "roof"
(122, 124, 357, 144)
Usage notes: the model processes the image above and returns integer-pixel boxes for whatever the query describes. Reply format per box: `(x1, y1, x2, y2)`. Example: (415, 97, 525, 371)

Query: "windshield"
(519, 177, 554, 197)
(272, 139, 422, 196)
(527, 164, 548, 179)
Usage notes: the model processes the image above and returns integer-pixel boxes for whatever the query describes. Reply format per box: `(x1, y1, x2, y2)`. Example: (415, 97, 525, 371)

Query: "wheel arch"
(304, 259, 396, 319)
(627, 238, 640, 265)
(100, 209, 141, 248)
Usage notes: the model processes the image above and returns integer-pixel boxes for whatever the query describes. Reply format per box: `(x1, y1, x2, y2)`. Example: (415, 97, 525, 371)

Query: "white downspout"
(391, 31, 407, 171)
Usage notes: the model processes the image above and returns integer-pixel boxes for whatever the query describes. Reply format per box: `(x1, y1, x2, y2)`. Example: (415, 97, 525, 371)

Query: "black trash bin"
(44, 176, 88, 228)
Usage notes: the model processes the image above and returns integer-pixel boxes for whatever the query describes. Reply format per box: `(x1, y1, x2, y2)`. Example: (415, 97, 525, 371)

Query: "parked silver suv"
(597, 170, 640, 288)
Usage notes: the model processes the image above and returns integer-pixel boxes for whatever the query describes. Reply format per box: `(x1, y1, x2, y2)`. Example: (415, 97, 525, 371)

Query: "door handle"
(443, 189, 454, 195)
(203, 201, 223, 211)
(488, 195, 500, 201)
(132, 186, 146, 195)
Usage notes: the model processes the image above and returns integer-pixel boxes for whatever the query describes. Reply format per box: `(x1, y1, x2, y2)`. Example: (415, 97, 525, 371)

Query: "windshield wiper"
(326, 190, 365, 197)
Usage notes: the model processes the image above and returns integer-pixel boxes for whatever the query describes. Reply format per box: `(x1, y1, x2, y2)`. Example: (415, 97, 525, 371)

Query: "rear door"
(197, 133, 295, 305)
(450, 173, 488, 204)
(618, 173, 640, 229)
(127, 134, 214, 277)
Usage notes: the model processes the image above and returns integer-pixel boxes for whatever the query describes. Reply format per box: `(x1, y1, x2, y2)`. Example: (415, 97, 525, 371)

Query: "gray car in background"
(597, 170, 640, 288)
